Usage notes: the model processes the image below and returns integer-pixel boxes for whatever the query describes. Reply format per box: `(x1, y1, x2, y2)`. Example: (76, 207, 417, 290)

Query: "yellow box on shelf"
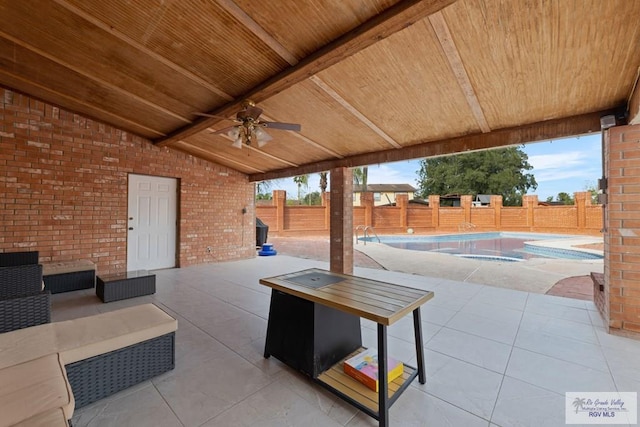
(343, 348, 404, 392)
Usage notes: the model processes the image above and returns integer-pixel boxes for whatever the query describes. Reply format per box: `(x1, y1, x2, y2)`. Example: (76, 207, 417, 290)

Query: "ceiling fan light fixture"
(255, 127, 273, 147)
(231, 135, 243, 149)
(227, 127, 240, 139)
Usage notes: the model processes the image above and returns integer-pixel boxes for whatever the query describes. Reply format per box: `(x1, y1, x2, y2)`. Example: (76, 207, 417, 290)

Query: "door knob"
(128, 227, 134, 230)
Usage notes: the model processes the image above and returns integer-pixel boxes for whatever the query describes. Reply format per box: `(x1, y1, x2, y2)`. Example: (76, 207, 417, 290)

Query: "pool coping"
(360, 232, 604, 260)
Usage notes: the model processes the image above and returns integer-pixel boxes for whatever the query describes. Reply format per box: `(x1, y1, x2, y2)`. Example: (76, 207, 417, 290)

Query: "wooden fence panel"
(501, 208, 528, 228)
(284, 206, 326, 230)
(439, 208, 465, 229)
(373, 207, 402, 228)
(586, 206, 604, 230)
(256, 193, 602, 235)
(533, 207, 577, 228)
(470, 208, 496, 228)
(407, 206, 432, 228)
(257, 206, 277, 230)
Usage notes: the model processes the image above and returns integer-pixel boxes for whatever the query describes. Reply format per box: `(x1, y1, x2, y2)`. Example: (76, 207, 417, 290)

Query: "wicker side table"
(96, 270, 155, 303)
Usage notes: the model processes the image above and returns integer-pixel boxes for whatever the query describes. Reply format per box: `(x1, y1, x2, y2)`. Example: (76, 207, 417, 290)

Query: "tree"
(303, 191, 322, 205)
(556, 192, 574, 205)
(292, 175, 309, 202)
(584, 181, 599, 205)
(319, 172, 328, 193)
(416, 147, 537, 206)
(256, 179, 283, 200)
(546, 192, 574, 205)
(353, 166, 368, 192)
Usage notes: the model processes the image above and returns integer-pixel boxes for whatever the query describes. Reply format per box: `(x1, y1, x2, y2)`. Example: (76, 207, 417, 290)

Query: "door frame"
(127, 173, 180, 270)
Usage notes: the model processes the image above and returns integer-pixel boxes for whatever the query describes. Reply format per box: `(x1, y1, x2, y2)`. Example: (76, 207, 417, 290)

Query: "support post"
(330, 167, 354, 275)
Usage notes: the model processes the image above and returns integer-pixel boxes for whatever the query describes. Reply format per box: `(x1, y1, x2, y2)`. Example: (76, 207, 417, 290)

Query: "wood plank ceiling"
(1, 0, 639, 181)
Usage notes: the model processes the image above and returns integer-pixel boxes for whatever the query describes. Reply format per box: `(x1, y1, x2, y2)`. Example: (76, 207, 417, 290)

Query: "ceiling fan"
(194, 100, 301, 149)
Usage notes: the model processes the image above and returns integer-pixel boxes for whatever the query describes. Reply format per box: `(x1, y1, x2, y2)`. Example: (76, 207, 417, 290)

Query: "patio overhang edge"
(248, 108, 617, 182)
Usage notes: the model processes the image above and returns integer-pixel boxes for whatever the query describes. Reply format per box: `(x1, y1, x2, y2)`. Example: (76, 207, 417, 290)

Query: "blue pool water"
(360, 232, 603, 261)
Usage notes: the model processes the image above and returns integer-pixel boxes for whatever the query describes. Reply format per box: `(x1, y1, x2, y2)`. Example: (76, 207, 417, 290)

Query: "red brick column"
(329, 167, 353, 275)
(574, 191, 588, 230)
(273, 190, 286, 233)
(461, 195, 472, 223)
(490, 195, 502, 228)
(604, 124, 640, 336)
(429, 195, 440, 229)
(360, 192, 374, 227)
(522, 195, 538, 229)
(396, 194, 408, 228)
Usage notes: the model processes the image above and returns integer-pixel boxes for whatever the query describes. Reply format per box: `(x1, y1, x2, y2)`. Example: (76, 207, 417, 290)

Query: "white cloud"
(367, 162, 420, 186)
(534, 168, 597, 183)
(528, 151, 589, 170)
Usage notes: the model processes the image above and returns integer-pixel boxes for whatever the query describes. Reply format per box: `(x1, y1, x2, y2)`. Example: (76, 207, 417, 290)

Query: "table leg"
(263, 291, 274, 358)
(413, 308, 426, 384)
(377, 323, 388, 427)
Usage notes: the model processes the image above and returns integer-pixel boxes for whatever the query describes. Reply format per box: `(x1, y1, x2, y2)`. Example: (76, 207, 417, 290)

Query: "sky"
(264, 133, 603, 201)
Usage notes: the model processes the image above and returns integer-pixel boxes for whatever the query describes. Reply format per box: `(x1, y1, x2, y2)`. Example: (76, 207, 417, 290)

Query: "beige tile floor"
(53, 255, 640, 427)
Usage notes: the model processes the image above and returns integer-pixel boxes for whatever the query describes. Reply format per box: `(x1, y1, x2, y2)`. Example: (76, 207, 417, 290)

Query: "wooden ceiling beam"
(154, 0, 458, 147)
(309, 76, 402, 149)
(248, 109, 613, 182)
(216, 0, 299, 66)
(429, 11, 490, 133)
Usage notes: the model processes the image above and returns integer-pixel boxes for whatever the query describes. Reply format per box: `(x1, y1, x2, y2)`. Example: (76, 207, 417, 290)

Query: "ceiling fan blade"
(262, 121, 301, 131)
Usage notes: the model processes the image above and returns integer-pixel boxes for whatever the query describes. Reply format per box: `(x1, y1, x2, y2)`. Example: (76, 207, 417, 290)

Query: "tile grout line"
(487, 291, 529, 425)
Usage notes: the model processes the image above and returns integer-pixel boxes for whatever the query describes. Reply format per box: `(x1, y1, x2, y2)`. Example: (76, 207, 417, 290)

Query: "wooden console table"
(260, 268, 434, 427)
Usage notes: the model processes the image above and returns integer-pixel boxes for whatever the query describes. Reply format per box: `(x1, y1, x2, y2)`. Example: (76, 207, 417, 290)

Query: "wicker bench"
(0, 252, 51, 334)
(0, 304, 177, 425)
(0, 250, 39, 267)
(43, 260, 96, 294)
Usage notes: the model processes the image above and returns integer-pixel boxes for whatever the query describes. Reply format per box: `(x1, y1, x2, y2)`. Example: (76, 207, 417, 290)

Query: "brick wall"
(0, 89, 255, 274)
(604, 124, 640, 336)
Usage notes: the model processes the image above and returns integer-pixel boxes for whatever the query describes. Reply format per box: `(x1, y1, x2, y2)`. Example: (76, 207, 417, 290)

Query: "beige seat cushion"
(0, 353, 74, 427)
(42, 259, 95, 276)
(12, 407, 69, 427)
(0, 323, 57, 371)
(56, 303, 177, 365)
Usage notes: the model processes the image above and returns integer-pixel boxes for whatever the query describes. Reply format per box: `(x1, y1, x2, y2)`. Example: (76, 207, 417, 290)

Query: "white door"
(127, 174, 177, 271)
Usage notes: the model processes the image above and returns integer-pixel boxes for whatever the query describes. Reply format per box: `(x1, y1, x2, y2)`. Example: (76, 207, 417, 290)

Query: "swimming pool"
(359, 232, 603, 261)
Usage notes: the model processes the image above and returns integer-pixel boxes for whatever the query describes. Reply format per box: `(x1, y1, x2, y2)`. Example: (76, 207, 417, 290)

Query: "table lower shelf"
(314, 348, 418, 420)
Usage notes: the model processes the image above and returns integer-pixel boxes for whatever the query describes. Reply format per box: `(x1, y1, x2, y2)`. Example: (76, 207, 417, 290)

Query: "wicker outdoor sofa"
(0, 251, 51, 333)
(0, 303, 177, 426)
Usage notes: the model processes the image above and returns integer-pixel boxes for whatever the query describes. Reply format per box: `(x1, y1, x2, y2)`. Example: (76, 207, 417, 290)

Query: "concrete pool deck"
(268, 235, 603, 295)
